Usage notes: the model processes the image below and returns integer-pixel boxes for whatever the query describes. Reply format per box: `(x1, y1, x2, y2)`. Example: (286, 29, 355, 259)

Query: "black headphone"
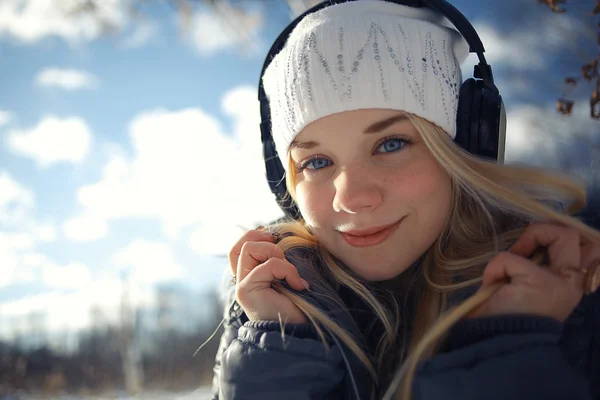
(258, 0, 506, 220)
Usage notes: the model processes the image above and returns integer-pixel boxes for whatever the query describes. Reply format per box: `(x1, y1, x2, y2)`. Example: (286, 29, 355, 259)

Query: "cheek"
(389, 160, 452, 215)
(295, 182, 326, 228)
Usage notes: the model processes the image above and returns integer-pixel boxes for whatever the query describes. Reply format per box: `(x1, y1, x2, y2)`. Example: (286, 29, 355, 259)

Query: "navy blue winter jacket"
(211, 248, 600, 400)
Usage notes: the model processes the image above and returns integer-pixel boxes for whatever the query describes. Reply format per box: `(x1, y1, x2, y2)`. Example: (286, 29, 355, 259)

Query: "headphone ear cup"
(477, 82, 503, 161)
(456, 78, 476, 154)
(456, 78, 503, 160)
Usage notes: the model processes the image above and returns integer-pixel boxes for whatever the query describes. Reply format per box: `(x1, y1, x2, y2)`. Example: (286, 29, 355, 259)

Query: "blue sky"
(0, 0, 598, 344)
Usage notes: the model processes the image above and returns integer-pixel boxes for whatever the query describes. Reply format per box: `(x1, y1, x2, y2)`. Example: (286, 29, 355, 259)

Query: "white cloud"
(6, 115, 92, 168)
(189, 223, 248, 257)
(121, 20, 156, 48)
(0, 170, 57, 243)
(469, 23, 545, 70)
(42, 262, 91, 289)
(0, 231, 35, 252)
(287, 0, 317, 17)
(0, 110, 13, 128)
(63, 214, 108, 242)
(0, 172, 34, 212)
(21, 252, 47, 267)
(0, 0, 130, 44)
(0, 172, 64, 288)
(114, 240, 183, 284)
(188, 4, 264, 55)
(3, 248, 91, 289)
(0, 172, 69, 289)
(0, 230, 84, 288)
(0, 241, 123, 337)
(70, 86, 283, 248)
(35, 67, 99, 90)
(470, 15, 587, 71)
(0, 253, 19, 287)
(0, 231, 36, 287)
(505, 98, 600, 166)
(0, 171, 35, 226)
(33, 223, 57, 243)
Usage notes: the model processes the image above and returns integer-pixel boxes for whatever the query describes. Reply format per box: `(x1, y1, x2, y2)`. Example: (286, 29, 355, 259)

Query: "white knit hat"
(262, 0, 470, 166)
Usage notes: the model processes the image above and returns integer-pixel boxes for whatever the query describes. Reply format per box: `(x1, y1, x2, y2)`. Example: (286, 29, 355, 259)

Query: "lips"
(340, 219, 403, 248)
(343, 223, 397, 236)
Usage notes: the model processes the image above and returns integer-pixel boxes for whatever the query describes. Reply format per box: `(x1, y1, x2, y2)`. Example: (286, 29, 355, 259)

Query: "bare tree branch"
(540, 0, 600, 119)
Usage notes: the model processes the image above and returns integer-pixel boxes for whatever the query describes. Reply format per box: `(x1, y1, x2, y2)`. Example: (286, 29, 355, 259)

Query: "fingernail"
(300, 278, 311, 291)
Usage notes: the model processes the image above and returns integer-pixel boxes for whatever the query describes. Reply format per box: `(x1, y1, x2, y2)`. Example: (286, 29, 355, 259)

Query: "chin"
(336, 252, 413, 282)
(356, 265, 411, 282)
(354, 269, 402, 282)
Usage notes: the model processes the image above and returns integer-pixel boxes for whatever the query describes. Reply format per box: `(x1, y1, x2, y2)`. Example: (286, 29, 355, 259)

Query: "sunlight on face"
(290, 109, 452, 281)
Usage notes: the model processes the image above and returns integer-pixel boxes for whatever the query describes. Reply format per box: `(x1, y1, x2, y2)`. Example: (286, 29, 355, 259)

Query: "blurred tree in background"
(538, 0, 599, 118)
(0, 285, 224, 398)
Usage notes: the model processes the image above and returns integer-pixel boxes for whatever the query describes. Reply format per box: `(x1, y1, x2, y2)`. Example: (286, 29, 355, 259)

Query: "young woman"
(211, 1, 600, 399)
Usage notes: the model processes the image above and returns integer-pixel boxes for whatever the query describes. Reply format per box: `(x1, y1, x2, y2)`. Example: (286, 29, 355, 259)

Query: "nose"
(332, 163, 383, 214)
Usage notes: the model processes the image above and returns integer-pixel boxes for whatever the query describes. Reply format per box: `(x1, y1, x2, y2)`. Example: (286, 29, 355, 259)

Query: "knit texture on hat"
(262, 0, 469, 165)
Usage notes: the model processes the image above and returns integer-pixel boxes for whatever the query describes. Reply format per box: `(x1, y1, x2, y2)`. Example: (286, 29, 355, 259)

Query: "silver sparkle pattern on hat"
(278, 19, 462, 134)
(304, 32, 339, 95)
(349, 35, 371, 101)
(287, 43, 297, 129)
(396, 23, 426, 109)
(372, 25, 388, 102)
(426, 33, 449, 125)
(274, 57, 295, 134)
(300, 44, 312, 101)
(338, 26, 352, 102)
(442, 38, 460, 124)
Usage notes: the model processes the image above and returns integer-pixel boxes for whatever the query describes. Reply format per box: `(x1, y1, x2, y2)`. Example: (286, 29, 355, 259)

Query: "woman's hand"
(470, 223, 599, 322)
(228, 229, 310, 324)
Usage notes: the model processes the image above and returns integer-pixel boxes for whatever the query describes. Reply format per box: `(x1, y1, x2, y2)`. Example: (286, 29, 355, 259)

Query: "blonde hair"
(264, 112, 600, 400)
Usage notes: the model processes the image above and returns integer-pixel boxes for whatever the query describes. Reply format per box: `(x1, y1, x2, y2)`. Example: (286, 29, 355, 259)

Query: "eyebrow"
(289, 113, 408, 151)
(364, 114, 408, 133)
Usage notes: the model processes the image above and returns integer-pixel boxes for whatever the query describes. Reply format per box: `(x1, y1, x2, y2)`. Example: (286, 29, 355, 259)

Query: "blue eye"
(377, 138, 406, 153)
(303, 158, 332, 170)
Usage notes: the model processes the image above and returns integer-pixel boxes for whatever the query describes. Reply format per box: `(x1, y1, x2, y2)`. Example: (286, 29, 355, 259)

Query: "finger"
(482, 251, 544, 287)
(588, 268, 600, 294)
(237, 257, 309, 296)
(558, 265, 587, 294)
(579, 240, 600, 292)
(580, 240, 600, 271)
(228, 229, 276, 276)
(237, 241, 286, 284)
(510, 224, 581, 272)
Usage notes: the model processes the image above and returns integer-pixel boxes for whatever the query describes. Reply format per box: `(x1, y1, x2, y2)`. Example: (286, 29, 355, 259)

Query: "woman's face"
(290, 109, 452, 281)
